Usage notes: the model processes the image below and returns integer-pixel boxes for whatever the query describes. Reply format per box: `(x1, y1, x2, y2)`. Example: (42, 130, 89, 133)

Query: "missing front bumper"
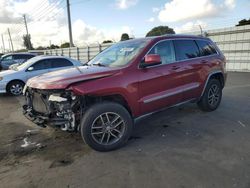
(23, 105, 69, 128)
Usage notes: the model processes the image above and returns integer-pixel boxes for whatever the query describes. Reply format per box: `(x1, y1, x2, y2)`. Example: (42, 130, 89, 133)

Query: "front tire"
(7, 81, 25, 96)
(80, 102, 133, 152)
(198, 79, 222, 112)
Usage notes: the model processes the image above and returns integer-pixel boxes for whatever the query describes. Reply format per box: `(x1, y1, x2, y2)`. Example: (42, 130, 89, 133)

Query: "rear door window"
(173, 40, 200, 61)
(13, 54, 35, 60)
(50, 58, 73, 68)
(13, 55, 24, 60)
(196, 40, 218, 56)
(32, 60, 51, 71)
(148, 40, 175, 64)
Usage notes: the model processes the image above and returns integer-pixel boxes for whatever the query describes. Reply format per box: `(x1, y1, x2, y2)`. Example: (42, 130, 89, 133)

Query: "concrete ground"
(0, 72, 250, 188)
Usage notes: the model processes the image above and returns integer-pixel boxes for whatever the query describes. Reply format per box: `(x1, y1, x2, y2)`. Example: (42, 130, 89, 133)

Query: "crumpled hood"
(26, 65, 120, 89)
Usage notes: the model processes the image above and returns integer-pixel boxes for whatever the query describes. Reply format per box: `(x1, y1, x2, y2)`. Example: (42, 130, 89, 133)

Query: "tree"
(60, 42, 70, 48)
(146, 26, 175, 37)
(102, 40, 113, 44)
(49, 44, 59, 49)
(36, 46, 46, 50)
(120, 33, 129, 41)
(236, 18, 250, 26)
(22, 34, 33, 50)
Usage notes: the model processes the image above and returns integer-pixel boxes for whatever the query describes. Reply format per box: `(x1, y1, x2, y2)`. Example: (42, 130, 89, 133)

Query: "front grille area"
(32, 92, 48, 113)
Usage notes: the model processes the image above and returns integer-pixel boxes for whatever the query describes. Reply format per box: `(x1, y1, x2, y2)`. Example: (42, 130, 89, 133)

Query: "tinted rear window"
(50, 58, 73, 68)
(32, 60, 51, 70)
(13, 54, 35, 60)
(196, 40, 218, 56)
(173, 40, 200, 61)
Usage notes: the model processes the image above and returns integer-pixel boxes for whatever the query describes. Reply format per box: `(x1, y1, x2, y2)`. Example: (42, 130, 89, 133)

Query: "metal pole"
(1, 34, 5, 53)
(198, 25, 203, 36)
(7, 28, 14, 52)
(8, 39, 11, 52)
(66, 0, 74, 47)
(23, 14, 31, 49)
(87, 46, 90, 61)
(76, 47, 79, 60)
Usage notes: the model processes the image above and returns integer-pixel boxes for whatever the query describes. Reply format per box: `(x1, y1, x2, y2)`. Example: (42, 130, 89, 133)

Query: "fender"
(199, 70, 223, 99)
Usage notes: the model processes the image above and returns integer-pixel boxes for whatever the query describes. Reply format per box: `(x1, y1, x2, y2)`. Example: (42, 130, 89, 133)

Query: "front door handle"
(171, 65, 180, 70)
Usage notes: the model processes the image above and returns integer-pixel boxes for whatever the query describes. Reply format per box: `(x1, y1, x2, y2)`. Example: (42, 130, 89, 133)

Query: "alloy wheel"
(10, 83, 23, 95)
(208, 84, 220, 107)
(91, 112, 125, 145)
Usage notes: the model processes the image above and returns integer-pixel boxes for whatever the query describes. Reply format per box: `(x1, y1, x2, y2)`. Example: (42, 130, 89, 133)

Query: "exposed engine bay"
(23, 87, 84, 132)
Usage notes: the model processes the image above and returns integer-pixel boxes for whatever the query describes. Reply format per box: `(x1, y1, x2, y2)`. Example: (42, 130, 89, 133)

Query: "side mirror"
(140, 54, 162, 68)
(27, 67, 34, 71)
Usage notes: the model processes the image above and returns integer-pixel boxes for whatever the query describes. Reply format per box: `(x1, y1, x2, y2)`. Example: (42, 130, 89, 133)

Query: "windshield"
(87, 39, 150, 68)
(15, 56, 40, 71)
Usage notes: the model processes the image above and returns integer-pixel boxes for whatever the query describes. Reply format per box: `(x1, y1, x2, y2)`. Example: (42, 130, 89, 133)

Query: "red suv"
(23, 35, 227, 151)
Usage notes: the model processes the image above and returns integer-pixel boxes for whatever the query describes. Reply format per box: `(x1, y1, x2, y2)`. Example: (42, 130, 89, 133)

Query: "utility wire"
(28, 0, 65, 24)
(28, 0, 59, 19)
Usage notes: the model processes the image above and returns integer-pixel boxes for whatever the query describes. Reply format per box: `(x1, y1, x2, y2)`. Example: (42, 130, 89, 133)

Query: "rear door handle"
(201, 60, 208, 64)
(171, 65, 180, 70)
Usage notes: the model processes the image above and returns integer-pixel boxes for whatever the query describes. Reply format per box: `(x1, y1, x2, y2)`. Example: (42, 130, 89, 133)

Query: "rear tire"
(7, 80, 25, 96)
(198, 79, 222, 112)
(80, 102, 133, 152)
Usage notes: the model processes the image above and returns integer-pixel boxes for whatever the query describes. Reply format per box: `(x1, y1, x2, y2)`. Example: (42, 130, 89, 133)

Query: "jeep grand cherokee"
(23, 35, 227, 151)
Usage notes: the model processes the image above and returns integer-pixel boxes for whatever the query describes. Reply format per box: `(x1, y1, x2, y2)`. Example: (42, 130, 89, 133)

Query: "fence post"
(76, 47, 80, 60)
(99, 43, 102, 52)
(87, 46, 90, 61)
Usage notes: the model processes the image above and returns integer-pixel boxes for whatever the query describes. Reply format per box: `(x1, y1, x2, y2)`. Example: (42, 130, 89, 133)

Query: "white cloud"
(174, 20, 207, 34)
(147, 17, 155, 22)
(102, 26, 134, 42)
(224, 0, 236, 9)
(0, 0, 21, 23)
(115, 0, 138, 9)
(0, 0, 134, 51)
(158, 0, 236, 23)
(152, 7, 160, 13)
(72, 19, 105, 45)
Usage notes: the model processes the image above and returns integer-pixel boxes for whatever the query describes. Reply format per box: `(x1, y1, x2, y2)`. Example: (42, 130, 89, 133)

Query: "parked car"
(0, 55, 82, 95)
(0, 53, 36, 70)
(23, 35, 227, 151)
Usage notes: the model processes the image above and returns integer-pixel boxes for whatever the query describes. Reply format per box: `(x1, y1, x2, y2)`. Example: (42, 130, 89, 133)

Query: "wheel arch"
(85, 94, 133, 116)
(200, 71, 224, 99)
(6, 79, 25, 90)
(209, 72, 225, 88)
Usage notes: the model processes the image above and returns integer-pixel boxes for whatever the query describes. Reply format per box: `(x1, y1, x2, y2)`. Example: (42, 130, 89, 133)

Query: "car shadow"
(127, 102, 218, 151)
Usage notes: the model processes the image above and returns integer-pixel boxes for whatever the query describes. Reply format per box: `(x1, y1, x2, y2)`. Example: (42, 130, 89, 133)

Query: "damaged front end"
(23, 87, 83, 131)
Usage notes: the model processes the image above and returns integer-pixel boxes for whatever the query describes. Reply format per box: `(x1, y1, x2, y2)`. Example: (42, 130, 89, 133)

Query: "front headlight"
(0, 77, 3, 81)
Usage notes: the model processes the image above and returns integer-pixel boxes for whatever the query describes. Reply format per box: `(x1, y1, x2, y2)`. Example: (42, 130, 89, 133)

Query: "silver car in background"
(0, 53, 36, 70)
(0, 55, 83, 95)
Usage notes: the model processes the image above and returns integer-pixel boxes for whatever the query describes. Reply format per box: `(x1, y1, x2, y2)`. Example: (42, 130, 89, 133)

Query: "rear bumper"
(23, 105, 69, 128)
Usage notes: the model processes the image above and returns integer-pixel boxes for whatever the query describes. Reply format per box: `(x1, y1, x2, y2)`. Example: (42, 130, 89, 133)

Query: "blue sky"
(70, 0, 250, 37)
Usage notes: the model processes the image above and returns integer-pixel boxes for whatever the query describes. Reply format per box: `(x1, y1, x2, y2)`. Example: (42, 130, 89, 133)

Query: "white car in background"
(0, 56, 83, 95)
